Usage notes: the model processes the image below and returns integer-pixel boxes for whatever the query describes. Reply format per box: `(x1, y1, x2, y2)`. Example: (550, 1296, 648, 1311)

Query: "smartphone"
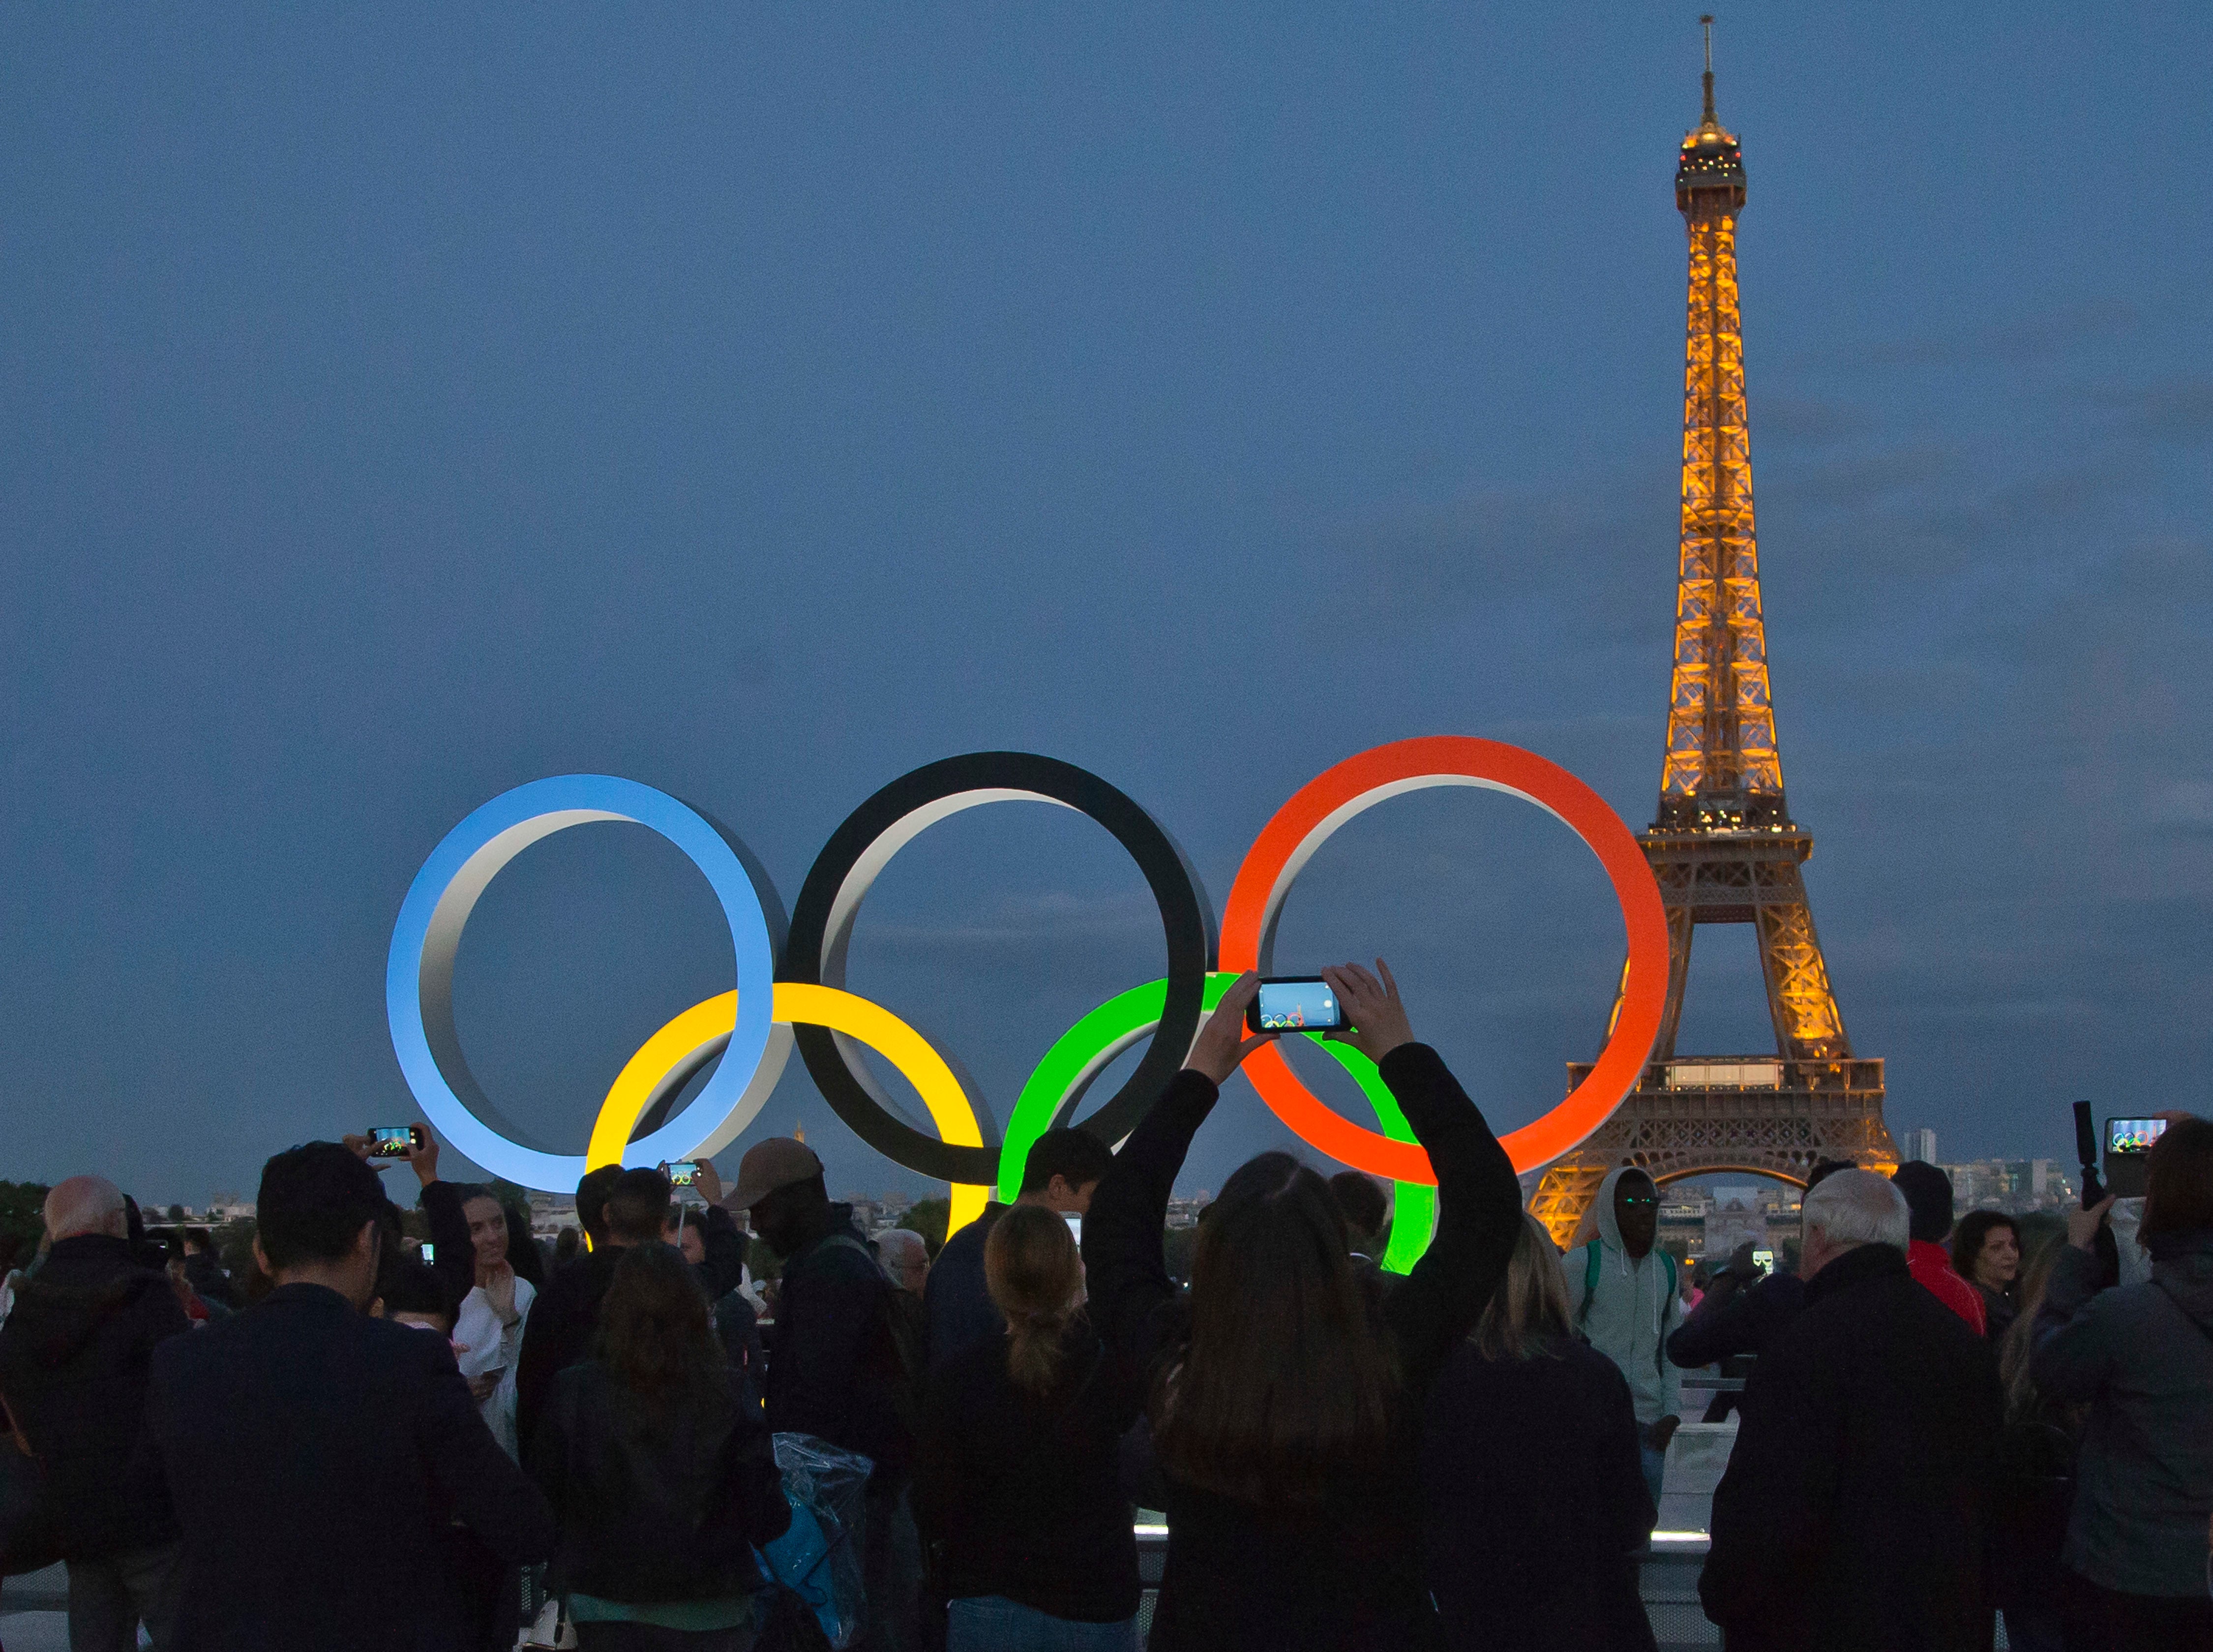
(367, 1125, 425, 1159)
(1246, 976, 1350, 1035)
(664, 1161, 700, 1188)
(419, 1241, 436, 1264)
(2104, 1117, 2168, 1201)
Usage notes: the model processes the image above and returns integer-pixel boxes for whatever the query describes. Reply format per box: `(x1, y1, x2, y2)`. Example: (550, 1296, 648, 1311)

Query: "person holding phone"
(1081, 963, 1524, 1651)
(2032, 1115, 2213, 1650)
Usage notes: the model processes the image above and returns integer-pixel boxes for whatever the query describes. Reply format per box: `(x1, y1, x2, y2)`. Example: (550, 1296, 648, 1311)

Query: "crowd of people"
(1, 962, 2209, 1652)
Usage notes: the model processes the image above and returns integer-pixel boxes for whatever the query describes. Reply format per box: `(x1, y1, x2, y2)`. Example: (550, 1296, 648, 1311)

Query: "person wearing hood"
(2031, 1114, 2213, 1649)
(1890, 1161, 1986, 1335)
(0, 1175, 191, 1650)
(1559, 1167, 1683, 1504)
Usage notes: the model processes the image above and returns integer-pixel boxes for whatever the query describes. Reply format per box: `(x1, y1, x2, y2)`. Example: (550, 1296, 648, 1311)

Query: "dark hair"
(381, 1257, 455, 1324)
(575, 1164, 624, 1243)
(1019, 1128, 1114, 1198)
(1950, 1210, 2018, 1282)
(1889, 1161, 1955, 1244)
(2141, 1117, 2213, 1241)
(1805, 1159, 1854, 1193)
(985, 1205, 1083, 1394)
(183, 1227, 216, 1255)
(450, 1183, 497, 1211)
(256, 1143, 393, 1271)
(554, 1227, 582, 1264)
(598, 1242, 724, 1420)
(1153, 1152, 1392, 1506)
(1328, 1171, 1388, 1242)
(604, 1169, 674, 1244)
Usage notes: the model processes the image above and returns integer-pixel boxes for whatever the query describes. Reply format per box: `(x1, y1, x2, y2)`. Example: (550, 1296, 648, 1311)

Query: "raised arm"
(1320, 961, 1521, 1404)
(1081, 973, 1268, 1366)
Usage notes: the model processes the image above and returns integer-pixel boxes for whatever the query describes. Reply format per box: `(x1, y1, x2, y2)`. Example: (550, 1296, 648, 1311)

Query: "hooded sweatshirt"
(2031, 1225, 2213, 1597)
(1559, 1167, 1684, 1427)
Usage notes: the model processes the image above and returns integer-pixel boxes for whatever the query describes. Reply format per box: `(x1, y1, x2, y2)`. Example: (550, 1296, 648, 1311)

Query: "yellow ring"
(589, 984, 989, 1236)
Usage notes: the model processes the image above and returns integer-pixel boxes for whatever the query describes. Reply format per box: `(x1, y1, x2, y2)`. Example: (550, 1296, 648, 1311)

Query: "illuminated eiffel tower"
(1530, 22, 1896, 1246)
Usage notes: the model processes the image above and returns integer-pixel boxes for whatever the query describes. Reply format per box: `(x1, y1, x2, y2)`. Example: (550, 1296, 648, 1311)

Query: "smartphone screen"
(419, 1242, 436, 1264)
(2107, 1118, 2167, 1154)
(665, 1161, 700, 1188)
(1063, 1213, 1082, 1245)
(1252, 977, 1346, 1033)
(368, 1126, 417, 1159)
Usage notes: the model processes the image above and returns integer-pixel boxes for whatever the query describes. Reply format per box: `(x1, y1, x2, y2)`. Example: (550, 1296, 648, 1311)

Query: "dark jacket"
(1665, 1270, 1804, 1371)
(2030, 1228, 2213, 1597)
(1421, 1333, 1656, 1652)
(144, 1282, 555, 1652)
(1701, 1242, 2001, 1652)
(180, 1252, 239, 1311)
(1082, 1044, 1523, 1652)
(530, 1360, 790, 1604)
(922, 1201, 1007, 1371)
(914, 1316, 1145, 1622)
(1974, 1281, 2018, 1347)
(515, 1243, 626, 1453)
(765, 1205, 910, 1476)
(0, 1234, 190, 1560)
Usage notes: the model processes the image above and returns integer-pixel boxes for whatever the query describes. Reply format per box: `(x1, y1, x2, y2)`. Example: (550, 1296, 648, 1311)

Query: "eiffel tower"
(1530, 23, 1896, 1247)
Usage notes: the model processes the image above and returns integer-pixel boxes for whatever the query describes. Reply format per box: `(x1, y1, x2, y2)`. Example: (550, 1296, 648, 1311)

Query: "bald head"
(45, 1176, 127, 1242)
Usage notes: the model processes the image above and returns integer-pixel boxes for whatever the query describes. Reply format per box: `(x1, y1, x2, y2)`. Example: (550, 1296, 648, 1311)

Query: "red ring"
(1219, 737, 1669, 1181)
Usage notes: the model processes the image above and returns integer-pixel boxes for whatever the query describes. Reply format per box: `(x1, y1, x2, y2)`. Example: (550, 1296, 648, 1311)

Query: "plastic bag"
(760, 1432, 873, 1649)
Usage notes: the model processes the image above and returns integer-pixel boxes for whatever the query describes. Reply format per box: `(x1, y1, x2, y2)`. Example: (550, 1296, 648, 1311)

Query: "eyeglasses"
(1619, 1196, 1660, 1207)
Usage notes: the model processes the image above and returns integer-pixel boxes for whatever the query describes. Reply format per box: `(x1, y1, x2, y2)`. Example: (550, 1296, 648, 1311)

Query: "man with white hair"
(1700, 1169, 2002, 1652)
(0, 1174, 192, 1649)
(873, 1227, 931, 1298)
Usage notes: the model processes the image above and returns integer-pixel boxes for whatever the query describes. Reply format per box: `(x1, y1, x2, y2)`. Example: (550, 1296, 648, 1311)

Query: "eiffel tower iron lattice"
(1529, 27, 1897, 1247)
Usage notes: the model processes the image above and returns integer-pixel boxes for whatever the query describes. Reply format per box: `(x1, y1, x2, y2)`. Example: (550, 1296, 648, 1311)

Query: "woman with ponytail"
(913, 1201, 1146, 1651)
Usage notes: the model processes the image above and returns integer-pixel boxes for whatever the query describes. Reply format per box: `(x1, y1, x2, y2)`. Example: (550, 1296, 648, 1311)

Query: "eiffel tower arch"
(1530, 39, 1896, 1247)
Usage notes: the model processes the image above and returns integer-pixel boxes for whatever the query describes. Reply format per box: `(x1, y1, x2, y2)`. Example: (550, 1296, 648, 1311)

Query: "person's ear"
(354, 1219, 382, 1267)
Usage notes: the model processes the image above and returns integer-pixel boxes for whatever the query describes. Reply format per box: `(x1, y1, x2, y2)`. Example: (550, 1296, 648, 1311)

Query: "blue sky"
(3, 5, 2208, 1206)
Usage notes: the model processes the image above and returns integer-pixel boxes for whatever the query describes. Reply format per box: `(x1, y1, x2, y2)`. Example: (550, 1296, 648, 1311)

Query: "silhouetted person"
(1084, 964, 1523, 1651)
(0, 1175, 190, 1651)
(145, 1142, 553, 1651)
(1702, 1170, 2000, 1652)
(1892, 1160, 1986, 1335)
(1422, 1212, 1655, 1651)
(926, 1127, 1112, 1370)
(515, 1167, 672, 1453)
(531, 1242, 792, 1649)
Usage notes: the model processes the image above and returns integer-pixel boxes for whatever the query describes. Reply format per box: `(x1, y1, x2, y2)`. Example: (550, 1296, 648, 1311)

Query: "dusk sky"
(4, 7, 2208, 1210)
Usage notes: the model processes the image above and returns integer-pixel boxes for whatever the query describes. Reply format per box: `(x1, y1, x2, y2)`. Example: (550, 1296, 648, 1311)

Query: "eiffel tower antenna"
(1701, 15, 1717, 126)
(1529, 34, 1896, 1247)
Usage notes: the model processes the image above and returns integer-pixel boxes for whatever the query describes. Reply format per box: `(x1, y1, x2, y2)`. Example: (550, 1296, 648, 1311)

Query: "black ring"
(781, 752, 1216, 1184)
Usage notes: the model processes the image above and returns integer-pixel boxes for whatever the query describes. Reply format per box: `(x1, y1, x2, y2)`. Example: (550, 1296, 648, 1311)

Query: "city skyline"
(3, 9, 2208, 1205)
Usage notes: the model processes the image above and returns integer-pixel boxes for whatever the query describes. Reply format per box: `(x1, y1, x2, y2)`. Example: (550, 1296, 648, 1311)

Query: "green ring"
(1000, 971, 1435, 1273)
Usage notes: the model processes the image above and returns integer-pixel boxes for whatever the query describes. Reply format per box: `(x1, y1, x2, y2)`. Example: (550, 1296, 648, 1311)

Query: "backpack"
(1576, 1240, 1677, 1377)
(819, 1235, 929, 1455)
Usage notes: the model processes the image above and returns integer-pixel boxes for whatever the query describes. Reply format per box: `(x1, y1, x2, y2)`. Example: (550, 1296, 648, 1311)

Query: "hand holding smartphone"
(1245, 977, 1351, 1035)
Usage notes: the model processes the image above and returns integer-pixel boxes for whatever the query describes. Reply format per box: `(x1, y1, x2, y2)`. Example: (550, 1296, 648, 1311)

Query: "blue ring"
(385, 776, 782, 1189)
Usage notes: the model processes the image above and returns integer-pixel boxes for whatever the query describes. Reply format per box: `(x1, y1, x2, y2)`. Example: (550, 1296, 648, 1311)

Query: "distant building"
(1939, 1159, 2073, 1214)
(1903, 1128, 1938, 1164)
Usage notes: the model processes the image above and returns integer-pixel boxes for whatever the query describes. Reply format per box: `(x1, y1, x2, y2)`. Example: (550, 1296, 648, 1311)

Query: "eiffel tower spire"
(1528, 24, 1895, 1247)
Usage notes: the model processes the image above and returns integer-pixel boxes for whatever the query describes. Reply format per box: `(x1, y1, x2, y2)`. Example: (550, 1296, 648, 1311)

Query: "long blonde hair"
(985, 1204, 1084, 1395)
(1471, 1213, 1573, 1360)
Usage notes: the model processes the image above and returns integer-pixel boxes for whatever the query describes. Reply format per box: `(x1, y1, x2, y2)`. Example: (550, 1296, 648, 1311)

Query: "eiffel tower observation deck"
(1530, 23, 1897, 1247)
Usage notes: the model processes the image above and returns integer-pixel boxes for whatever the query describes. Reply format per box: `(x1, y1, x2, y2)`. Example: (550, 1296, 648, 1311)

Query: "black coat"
(529, 1360, 789, 1604)
(1421, 1334, 1655, 1652)
(922, 1202, 1007, 1372)
(1082, 1044, 1524, 1652)
(515, 1243, 625, 1454)
(764, 1206, 910, 1476)
(144, 1282, 555, 1652)
(913, 1317, 1146, 1622)
(0, 1234, 190, 1560)
(1701, 1242, 2002, 1652)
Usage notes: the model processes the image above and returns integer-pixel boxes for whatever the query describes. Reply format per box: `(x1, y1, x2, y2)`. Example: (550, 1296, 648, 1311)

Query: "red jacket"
(1908, 1239, 1986, 1335)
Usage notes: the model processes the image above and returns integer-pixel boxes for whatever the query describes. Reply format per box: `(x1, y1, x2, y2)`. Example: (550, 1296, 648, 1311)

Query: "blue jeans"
(947, 1596, 1139, 1652)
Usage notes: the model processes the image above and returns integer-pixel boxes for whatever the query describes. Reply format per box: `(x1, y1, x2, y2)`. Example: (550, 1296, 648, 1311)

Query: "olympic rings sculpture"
(388, 739, 1669, 1262)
